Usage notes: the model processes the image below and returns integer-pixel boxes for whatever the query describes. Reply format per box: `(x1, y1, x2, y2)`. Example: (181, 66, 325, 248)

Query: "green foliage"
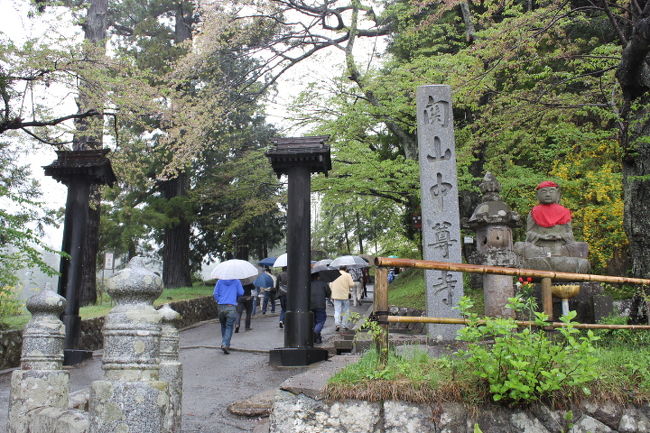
(296, 0, 629, 270)
(327, 336, 650, 406)
(456, 296, 600, 405)
(0, 141, 60, 291)
(591, 315, 650, 349)
(0, 285, 24, 328)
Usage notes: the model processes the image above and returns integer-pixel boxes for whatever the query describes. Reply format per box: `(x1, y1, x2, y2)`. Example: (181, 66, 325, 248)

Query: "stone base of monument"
(9, 370, 70, 433)
(89, 379, 169, 433)
(269, 347, 329, 366)
(522, 256, 590, 274)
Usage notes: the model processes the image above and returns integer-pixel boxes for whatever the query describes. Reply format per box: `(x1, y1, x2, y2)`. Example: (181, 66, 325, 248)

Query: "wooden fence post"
(541, 277, 553, 321)
(374, 267, 389, 368)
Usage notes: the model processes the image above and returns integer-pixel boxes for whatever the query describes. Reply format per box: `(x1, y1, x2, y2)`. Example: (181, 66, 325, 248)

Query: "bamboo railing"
(371, 257, 650, 367)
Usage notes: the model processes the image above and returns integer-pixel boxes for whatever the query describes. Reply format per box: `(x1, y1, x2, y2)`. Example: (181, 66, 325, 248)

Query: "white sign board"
(104, 252, 114, 271)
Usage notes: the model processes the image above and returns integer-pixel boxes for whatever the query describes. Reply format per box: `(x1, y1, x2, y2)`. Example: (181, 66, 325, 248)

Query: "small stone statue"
(514, 181, 590, 273)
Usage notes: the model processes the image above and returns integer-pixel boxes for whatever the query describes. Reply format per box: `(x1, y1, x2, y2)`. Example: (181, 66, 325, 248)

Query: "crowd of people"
(212, 264, 370, 354)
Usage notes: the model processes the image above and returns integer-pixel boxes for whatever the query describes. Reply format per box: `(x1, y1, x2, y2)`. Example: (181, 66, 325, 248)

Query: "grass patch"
(388, 268, 426, 309)
(326, 347, 486, 405)
(0, 285, 213, 330)
(325, 346, 650, 408)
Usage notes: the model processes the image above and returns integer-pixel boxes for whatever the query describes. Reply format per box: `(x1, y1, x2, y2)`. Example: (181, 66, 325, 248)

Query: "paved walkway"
(0, 289, 374, 433)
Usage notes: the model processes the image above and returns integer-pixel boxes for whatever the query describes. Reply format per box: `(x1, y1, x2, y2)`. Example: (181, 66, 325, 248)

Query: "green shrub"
(592, 314, 650, 349)
(456, 295, 599, 405)
(0, 285, 25, 328)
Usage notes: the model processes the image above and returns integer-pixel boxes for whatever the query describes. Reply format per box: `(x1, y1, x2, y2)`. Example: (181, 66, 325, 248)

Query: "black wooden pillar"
(44, 149, 116, 365)
(266, 136, 331, 366)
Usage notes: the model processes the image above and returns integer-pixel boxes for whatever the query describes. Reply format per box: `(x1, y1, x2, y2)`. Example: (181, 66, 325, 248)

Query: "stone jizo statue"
(514, 181, 590, 273)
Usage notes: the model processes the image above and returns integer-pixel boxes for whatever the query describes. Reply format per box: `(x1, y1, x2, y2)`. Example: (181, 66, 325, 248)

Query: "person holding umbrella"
(210, 259, 258, 354)
(329, 265, 355, 331)
(254, 267, 275, 315)
(235, 281, 255, 333)
(275, 266, 289, 328)
(310, 266, 332, 344)
(213, 279, 243, 354)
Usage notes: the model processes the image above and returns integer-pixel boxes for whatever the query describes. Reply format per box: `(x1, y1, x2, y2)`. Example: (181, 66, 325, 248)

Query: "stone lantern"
(466, 173, 520, 317)
(43, 149, 116, 364)
(265, 136, 331, 366)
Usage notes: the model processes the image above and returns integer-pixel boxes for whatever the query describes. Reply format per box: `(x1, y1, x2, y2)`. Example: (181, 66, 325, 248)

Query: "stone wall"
(270, 392, 650, 433)
(0, 329, 22, 371)
(388, 306, 425, 334)
(168, 296, 218, 329)
(0, 296, 217, 370)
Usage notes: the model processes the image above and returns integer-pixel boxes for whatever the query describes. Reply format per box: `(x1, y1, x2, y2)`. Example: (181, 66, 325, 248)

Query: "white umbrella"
(210, 259, 259, 280)
(330, 255, 369, 268)
(273, 253, 288, 268)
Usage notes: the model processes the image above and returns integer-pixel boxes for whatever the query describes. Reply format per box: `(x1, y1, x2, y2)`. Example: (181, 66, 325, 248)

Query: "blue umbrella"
(253, 272, 274, 289)
(258, 257, 277, 267)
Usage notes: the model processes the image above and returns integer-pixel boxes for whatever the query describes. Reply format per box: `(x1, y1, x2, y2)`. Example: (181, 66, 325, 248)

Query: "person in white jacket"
(329, 266, 355, 331)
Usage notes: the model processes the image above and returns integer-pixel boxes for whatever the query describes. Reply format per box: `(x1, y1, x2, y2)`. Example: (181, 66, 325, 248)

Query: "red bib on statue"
(531, 204, 572, 227)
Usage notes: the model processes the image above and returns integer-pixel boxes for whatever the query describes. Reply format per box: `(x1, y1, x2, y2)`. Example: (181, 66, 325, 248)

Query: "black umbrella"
(311, 265, 341, 283)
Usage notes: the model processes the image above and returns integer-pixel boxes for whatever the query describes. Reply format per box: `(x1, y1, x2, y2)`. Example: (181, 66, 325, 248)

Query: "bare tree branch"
(0, 109, 99, 134)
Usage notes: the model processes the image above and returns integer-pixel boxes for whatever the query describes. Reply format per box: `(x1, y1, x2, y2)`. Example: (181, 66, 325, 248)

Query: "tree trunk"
(160, 3, 193, 289)
(355, 211, 364, 254)
(75, 0, 108, 307)
(342, 212, 351, 253)
(614, 0, 650, 321)
(161, 173, 192, 288)
(621, 95, 650, 322)
(235, 240, 249, 260)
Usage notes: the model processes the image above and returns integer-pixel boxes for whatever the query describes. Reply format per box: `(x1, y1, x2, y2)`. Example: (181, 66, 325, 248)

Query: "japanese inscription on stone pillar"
(416, 85, 464, 341)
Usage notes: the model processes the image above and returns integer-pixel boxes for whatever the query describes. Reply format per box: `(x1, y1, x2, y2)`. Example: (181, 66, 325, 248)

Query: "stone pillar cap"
(26, 290, 66, 315)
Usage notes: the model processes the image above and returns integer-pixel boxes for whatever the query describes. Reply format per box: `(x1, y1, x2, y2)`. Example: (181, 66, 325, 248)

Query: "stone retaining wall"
(269, 354, 650, 433)
(0, 295, 216, 370)
(270, 392, 650, 433)
(388, 306, 425, 334)
(0, 329, 22, 370)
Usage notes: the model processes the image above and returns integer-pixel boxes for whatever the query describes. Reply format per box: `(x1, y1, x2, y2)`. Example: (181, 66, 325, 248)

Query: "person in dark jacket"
(235, 283, 254, 332)
(310, 270, 331, 344)
(275, 267, 289, 328)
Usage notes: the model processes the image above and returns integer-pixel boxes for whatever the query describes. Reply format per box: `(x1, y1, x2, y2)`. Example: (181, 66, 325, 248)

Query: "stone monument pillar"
(8, 290, 70, 433)
(159, 304, 183, 433)
(88, 257, 170, 433)
(466, 173, 520, 317)
(416, 85, 464, 341)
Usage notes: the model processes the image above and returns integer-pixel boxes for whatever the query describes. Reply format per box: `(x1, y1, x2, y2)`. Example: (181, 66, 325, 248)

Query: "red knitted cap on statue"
(536, 181, 559, 190)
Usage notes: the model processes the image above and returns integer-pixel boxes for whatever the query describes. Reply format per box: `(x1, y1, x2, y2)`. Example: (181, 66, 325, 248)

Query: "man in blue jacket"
(214, 279, 244, 354)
